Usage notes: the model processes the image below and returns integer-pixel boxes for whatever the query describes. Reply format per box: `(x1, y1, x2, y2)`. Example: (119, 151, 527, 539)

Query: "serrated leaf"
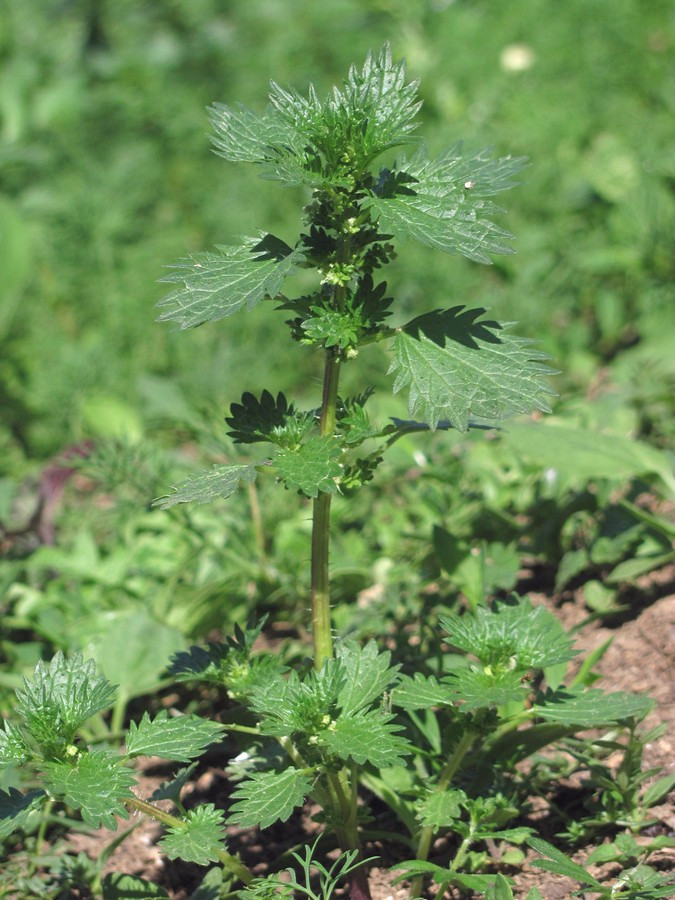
(15, 652, 117, 758)
(364, 145, 528, 263)
(302, 307, 361, 349)
(154, 463, 257, 509)
(390, 307, 555, 431)
(533, 689, 653, 726)
(319, 713, 411, 768)
(417, 789, 464, 827)
(157, 235, 304, 329)
(225, 390, 294, 444)
(102, 873, 170, 899)
(440, 598, 576, 671)
(444, 667, 527, 710)
(158, 804, 227, 865)
(274, 436, 342, 497)
(0, 788, 46, 839)
(42, 750, 137, 829)
(227, 768, 312, 828)
(392, 673, 455, 710)
(125, 712, 224, 762)
(208, 102, 301, 167)
(0, 720, 30, 767)
(335, 641, 398, 716)
(210, 45, 421, 187)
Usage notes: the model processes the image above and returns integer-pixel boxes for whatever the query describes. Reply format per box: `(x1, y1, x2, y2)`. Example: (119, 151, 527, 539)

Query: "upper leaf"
(209, 44, 421, 186)
(364, 145, 528, 263)
(274, 436, 342, 497)
(417, 789, 464, 827)
(15, 652, 117, 759)
(392, 673, 455, 711)
(42, 750, 137, 830)
(170, 640, 286, 701)
(443, 667, 527, 710)
(154, 463, 257, 509)
(318, 712, 411, 768)
(158, 804, 227, 865)
(440, 598, 577, 671)
(335, 641, 399, 716)
(157, 234, 304, 330)
(390, 307, 556, 431)
(125, 712, 225, 762)
(227, 767, 312, 829)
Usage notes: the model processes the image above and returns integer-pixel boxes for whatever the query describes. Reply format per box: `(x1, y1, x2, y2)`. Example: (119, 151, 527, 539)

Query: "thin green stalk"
(410, 727, 477, 898)
(310, 306, 344, 669)
(311, 488, 335, 669)
(125, 795, 253, 885)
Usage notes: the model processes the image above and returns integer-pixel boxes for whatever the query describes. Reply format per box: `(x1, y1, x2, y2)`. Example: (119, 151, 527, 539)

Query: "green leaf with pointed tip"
(440, 599, 576, 671)
(15, 652, 117, 758)
(125, 712, 224, 762)
(390, 307, 555, 431)
(227, 768, 312, 829)
(417, 789, 464, 827)
(392, 673, 455, 710)
(336, 641, 399, 716)
(42, 750, 137, 830)
(302, 307, 362, 349)
(533, 689, 653, 725)
(157, 235, 304, 330)
(210, 44, 421, 187)
(319, 712, 411, 768)
(0, 720, 30, 767)
(154, 463, 257, 509)
(485, 873, 515, 900)
(0, 788, 46, 838)
(274, 436, 342, 497)
(208, 102, 301, 166)
(158, 805, 227, 865)
(364, 145, 528, 263)
(444, 667, 527, 710)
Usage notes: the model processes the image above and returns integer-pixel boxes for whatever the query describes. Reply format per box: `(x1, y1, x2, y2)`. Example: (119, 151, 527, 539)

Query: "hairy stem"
(410, 727, 477, 898)
(310, 321, 343, 668)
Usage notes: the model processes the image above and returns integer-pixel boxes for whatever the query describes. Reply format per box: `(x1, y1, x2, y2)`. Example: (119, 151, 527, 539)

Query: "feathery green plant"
(0, 46, 663, 900)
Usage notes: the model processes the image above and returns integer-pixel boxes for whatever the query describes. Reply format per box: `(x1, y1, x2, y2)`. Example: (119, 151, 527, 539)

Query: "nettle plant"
(1, 46, 668, 900)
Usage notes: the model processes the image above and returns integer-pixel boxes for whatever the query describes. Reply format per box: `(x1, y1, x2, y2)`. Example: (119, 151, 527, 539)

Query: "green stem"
(125, 795, 253, 885)
(410, 727, 477, 898)
(310, 347, 342, 670)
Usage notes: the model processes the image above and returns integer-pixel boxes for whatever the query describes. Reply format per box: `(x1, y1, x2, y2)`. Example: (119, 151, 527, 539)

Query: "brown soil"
(40, 587, 675, 898)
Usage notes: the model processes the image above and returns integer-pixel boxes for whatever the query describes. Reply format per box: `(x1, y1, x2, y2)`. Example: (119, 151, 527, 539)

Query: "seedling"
(0, 45, 663, 900)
